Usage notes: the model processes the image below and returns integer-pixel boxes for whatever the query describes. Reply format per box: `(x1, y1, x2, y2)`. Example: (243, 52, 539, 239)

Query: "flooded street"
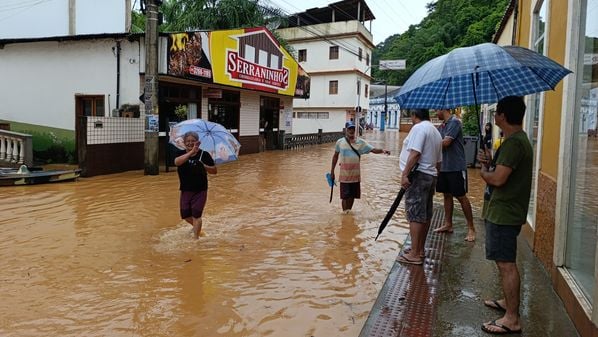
(0, 130, 485, 337)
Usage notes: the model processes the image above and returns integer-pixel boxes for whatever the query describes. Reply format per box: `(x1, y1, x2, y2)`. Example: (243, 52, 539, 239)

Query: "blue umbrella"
(169, 119, 241, 165)
(395, 43, 572, 111)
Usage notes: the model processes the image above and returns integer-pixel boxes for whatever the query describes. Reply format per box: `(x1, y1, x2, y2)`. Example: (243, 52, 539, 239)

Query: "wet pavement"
(360, 202, 580, 336)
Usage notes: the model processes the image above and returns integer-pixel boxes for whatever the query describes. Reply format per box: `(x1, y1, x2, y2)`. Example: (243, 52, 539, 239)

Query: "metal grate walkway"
(360, 208, 447, 337)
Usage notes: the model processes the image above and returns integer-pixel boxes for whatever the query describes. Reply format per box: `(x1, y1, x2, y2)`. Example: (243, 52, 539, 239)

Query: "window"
(365, 84, 369, 98)
(296, 112, 329, 119)
(77, 95, 105, 117)
(329, 80, 338, 95)
(329, 46, 339, 60)
(356, 80, 361, 95)
(366, 53, 370, 66)
(358, 48, 362, 61)
(208, 90, 240, 131)
(565, 0, 598, 302)
(298, 49, 307, 62)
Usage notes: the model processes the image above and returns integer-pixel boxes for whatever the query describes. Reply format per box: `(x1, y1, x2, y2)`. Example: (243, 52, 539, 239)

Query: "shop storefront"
(159, 27, 309, 154)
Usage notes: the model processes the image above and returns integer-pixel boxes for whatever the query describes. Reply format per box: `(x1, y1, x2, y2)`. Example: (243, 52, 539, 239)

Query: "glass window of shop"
(525, 0, 547, 228)
(566, 0, 598, 302)
(208, 90, 240, 134)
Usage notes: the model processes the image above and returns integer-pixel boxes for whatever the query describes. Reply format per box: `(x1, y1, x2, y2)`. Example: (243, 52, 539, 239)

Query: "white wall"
(0, 38, 142, 130)
(292, 110, 347, 134)
(0, 0, 130, 39)
(295, 73, 369, 109)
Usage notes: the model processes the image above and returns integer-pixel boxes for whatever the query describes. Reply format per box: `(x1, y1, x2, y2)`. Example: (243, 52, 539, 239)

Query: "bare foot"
(402, 246, 425, 258)
(192, 225, 201, 239)
(464, 230, 476, 242)
(434, 224, 453, 233)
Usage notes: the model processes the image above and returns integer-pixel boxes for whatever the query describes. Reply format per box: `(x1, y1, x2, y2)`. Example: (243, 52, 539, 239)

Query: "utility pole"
(144, 0, 159, 175)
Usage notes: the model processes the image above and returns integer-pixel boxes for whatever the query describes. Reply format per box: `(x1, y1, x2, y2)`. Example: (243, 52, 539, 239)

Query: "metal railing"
(0, 130, 33, 167)
(283, 130, 344, 150)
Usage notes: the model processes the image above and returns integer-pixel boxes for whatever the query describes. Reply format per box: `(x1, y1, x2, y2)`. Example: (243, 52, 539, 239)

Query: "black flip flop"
(481, 319, 522, 335)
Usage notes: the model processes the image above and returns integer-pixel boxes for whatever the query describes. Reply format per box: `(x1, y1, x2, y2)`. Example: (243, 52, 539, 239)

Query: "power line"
(0, 0, 55, 24)
(260, 0, 371, 60)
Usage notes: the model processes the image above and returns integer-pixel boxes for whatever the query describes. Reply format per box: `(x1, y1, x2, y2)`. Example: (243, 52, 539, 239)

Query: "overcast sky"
(264, 0, 430, 45)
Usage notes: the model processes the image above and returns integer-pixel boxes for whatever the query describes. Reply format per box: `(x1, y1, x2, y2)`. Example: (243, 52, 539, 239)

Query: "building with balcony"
(276, 0, 375, 135)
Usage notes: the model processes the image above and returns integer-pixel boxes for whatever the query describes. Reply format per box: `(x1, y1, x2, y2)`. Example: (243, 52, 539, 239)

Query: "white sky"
(264, 0, 430, 45)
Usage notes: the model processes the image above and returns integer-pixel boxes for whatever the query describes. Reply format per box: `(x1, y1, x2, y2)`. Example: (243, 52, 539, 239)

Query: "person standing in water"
(174, 131, 217, 239)
(330, 121, 390, 213)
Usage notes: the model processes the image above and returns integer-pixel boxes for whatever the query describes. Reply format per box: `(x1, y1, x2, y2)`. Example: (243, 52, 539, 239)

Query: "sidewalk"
(360, 207, 579, 337)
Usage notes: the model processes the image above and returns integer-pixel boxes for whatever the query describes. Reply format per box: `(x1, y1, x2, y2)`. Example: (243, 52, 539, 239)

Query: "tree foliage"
(372, 0, 509, 86)
(131, 0, 292, 51)
(462, 106, 482, 136)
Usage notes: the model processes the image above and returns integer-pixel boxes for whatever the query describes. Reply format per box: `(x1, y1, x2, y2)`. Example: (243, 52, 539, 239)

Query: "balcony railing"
(0, 130, 33, 167)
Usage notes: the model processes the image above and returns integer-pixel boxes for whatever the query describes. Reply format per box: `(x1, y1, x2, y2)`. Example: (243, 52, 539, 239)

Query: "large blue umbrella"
(395, 43, 572, 110)
(169, 119, 241, 165)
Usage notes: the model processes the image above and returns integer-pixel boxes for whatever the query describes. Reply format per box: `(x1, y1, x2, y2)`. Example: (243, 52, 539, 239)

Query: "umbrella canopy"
(395, 43, 572, 109)
(169, 119, 241, 165)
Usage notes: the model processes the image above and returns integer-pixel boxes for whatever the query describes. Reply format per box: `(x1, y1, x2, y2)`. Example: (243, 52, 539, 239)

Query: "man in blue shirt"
(433, 109, 476, 242)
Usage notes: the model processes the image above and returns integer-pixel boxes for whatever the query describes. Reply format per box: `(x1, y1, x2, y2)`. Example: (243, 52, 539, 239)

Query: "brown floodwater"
(0, 130, 486, 337)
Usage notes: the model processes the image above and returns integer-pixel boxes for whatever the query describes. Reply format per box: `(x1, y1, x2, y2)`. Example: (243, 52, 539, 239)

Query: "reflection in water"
(0, 130, 487, 336)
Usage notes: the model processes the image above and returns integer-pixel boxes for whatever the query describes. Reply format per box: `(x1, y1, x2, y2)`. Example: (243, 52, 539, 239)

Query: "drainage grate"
(360, 208, 447, 337)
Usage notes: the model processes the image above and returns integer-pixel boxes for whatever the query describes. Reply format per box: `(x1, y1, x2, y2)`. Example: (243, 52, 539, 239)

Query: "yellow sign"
(210, 28, 299, 96)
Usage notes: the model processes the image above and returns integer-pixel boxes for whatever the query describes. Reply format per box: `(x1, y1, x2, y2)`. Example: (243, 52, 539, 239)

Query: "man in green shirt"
(478, 96, 532, 335)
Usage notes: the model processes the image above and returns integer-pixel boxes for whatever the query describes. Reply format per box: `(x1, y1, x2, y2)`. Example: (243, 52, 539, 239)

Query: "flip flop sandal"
(484, 299, 506, 312)
(481, 319, 522, 335)
(396, 254, 423, 265)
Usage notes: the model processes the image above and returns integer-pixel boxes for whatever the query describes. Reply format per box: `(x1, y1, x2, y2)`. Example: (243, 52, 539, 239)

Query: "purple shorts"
(180, 190, 208, 219)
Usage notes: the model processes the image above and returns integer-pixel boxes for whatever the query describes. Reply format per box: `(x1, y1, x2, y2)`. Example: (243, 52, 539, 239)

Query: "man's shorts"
(340, 182, 361, 199)
(436, 170, 468, 197)
(180, 190, 208, 219)
(485, 220, 522, 262)
(404, 172, 436, 223)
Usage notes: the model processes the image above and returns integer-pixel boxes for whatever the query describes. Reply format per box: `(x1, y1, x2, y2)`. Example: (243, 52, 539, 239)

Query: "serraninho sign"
(226, 50, 289, 90)
(166, 27, 307, 97)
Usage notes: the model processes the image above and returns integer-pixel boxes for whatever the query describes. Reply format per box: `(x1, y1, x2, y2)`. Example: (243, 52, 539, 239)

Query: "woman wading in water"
(174, 131, 217, 239)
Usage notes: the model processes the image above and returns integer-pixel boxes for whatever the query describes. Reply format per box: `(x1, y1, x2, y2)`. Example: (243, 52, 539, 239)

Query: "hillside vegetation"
(372, 0, 509, 85)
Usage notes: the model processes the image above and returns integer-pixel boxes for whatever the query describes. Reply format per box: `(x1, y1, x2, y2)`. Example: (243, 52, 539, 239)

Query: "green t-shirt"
(482, 130, 533, 225)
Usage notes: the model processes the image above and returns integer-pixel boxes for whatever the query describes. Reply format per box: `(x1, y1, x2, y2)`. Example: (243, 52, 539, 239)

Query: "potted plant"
(174, 104, 188, 121)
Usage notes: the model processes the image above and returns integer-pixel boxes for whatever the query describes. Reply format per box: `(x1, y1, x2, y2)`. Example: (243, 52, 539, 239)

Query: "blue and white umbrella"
(395, 43, 572, 110)
(169, 119, 241, 165)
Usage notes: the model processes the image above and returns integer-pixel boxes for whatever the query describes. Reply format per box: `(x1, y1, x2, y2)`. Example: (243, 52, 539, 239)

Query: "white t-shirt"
(399, 120, 443, 176)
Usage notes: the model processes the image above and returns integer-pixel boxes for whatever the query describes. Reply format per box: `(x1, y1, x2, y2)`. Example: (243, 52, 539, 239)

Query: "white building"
(276, 0, 375, 135)
(0, 0, 131, 39)
(367, 86, 401, 129)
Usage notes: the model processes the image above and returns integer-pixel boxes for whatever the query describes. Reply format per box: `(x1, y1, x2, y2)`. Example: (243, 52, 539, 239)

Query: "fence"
(0, 130, 33, 167)
(78, 116, 145, 177)
(283, 130, 344, 150)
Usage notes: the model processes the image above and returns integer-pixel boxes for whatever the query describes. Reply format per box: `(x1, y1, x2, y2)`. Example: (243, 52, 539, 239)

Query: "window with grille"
(329, 80, 338, 95)
(298, 49, 307, 62)
(329, 46, 339, 59)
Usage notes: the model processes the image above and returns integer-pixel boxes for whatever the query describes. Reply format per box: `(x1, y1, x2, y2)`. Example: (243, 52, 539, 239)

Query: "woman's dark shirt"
(176, 149, 215, 191)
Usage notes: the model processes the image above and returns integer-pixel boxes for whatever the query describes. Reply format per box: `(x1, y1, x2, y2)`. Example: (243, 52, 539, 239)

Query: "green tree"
(132, 0, 292, 52)
(372, 0, 509, 86)
(461, 106, 481, 136)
